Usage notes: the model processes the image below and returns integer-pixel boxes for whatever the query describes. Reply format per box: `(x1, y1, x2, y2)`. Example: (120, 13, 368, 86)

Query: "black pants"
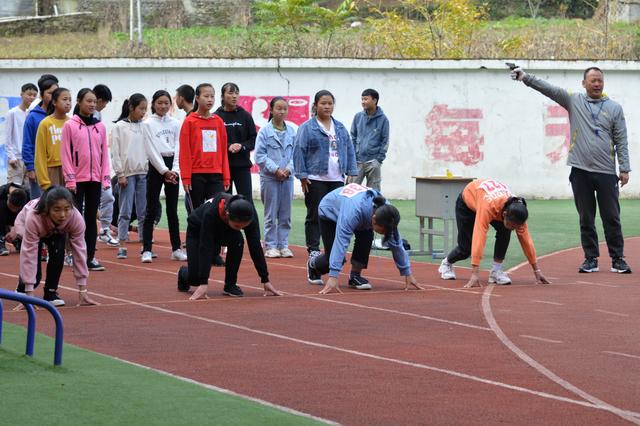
(312, 217, 374, 275)
(17, 233, 65, 294)
(143, 157, 181, 252)
(569, 167, 624, 259)
(227, 166, 253, 203)
(185, 224, 244, 287)
(304, 179, 343, 253)
(190, 173, 224, 210)
(446, 194, 511, 264)
(74, 181, 101, 264)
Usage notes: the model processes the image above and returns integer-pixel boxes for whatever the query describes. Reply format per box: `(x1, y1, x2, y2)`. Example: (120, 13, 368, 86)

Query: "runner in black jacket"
(179, 193, 282, 299)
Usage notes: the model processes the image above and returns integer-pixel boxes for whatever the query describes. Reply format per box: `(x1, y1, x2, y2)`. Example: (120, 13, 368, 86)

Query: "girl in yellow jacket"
(35, 88, 72, 190)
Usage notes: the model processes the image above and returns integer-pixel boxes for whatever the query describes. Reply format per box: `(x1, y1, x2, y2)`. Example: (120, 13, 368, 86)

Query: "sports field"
(1, 198, 639, 425)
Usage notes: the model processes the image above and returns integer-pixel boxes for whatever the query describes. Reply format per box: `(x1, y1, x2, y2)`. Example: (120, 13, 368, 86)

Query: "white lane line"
(49, 285, 640, 418)
(576, 281, 619, 288)
(532, 300, 564, 306)
(594, 309, 629, 318)
(520, 335, 563, 344)
(482, 284, 640, 424)
(95, 260, 490, 331)
(603, 351, 640, 361)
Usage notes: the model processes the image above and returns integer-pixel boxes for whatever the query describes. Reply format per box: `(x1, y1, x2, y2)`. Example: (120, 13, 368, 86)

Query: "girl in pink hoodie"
(61, 88, 111, 272)
(9, 186, 98, 307)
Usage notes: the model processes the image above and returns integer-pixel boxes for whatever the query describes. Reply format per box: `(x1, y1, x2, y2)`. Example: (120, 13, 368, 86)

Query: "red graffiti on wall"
(237, 96, 310, 173)
(544, 104, 570, 164)
(425, 104, 484, 166)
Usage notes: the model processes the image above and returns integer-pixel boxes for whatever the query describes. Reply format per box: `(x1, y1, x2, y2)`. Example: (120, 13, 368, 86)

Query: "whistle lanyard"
(585, 99, 606, 136)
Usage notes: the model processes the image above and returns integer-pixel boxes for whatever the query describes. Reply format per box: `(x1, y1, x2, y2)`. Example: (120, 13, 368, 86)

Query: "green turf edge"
(0, 322, 326, 426)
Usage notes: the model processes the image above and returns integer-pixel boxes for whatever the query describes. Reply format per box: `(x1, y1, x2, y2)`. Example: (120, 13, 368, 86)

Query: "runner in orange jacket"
(438, 178, 551, 288)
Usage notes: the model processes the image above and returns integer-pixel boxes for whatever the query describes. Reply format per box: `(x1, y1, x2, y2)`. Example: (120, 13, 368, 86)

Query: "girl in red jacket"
(61, 88, 111, 272)
(179, 83, 230, 210)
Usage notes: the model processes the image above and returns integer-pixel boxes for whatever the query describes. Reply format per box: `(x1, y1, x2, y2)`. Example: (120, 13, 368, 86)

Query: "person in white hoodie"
(110, 93, 149, 259)
(141, 90, 186, 263)
(5, 83, 38, 185)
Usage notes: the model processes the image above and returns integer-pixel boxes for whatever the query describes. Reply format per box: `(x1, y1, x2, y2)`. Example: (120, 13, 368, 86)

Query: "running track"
(1, 231, 639, 425)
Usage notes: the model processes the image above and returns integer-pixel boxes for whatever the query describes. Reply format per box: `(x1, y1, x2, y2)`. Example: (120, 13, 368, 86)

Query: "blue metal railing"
(0, 289, 64, 366)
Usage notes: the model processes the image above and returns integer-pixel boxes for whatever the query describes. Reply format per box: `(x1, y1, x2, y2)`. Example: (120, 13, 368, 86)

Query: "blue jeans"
(260, 177, 293, 249)
(117, 174, 147, 242)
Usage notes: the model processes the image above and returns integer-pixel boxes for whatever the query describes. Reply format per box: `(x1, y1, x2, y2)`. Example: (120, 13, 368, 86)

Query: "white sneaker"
(64, 253, 73, 267)
(265, 248, 281, 258)
(141, 251, 153, 263)
(98, 228, 119, 247)
(170, 249, 187, 261)
(279, 247, 294, 258)
(488, 269, 512, 285)
(438, 259, 456, 280)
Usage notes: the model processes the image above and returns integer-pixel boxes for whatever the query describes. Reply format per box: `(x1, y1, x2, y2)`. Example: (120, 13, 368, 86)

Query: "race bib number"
(478, 179, 511, 200)
(202, 130, 217, 153)
(340, 183, 368, 198)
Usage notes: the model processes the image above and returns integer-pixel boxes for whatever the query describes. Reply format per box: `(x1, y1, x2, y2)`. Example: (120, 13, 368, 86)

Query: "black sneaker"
(348, 274, 372, 290)
(223, 285, 244, 297)
(88, 259, 106, 271)
(177, 266, 190, 292)
(213, 255, 225, 267)
(611, 257, 632, 274)
(578, 257, 599, 273)
(43, 290, 65, 307)
(0, 241, 8, 256)
(307, 259, 323, 285)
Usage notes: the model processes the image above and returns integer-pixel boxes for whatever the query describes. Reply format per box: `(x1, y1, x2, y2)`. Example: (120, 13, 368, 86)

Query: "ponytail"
(503, 196, 528, 224)
(191, 83, 214, 114)
(226, 195, 254, 223)
(35, 185, 74, 216)
(47, 87, 70, 116)
(372, 196, 400, 241)
(114, 93, 147, 123)
(268, 96, 287, 122)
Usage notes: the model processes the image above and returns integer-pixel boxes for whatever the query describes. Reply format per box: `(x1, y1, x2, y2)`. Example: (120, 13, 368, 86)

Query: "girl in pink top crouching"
(8, 186, 99, 307)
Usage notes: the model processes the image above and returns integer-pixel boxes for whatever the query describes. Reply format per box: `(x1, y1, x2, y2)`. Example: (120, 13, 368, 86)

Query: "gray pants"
(260, 177, 293, 249)
(353, 160, 382, 191)
(99, 186, 115, 231)
(118, 174, 147, 242)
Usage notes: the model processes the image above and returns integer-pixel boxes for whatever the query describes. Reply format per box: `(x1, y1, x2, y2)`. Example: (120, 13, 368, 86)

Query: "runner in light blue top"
(307, 183, 422, 294)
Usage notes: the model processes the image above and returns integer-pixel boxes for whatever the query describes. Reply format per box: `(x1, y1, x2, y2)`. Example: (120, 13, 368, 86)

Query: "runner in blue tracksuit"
(307, 183, 422, 294)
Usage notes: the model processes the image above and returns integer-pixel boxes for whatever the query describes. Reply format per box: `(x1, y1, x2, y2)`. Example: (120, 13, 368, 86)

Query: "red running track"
(1, 231, 639, 425)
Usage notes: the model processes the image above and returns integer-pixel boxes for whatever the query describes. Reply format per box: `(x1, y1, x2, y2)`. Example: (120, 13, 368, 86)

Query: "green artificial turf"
(0, 323, 322, 425)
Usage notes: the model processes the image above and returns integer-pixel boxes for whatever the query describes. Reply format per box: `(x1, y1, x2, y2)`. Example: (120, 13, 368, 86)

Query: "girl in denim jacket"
(293, 90, 358, 283)
(255, 97, 296, 258)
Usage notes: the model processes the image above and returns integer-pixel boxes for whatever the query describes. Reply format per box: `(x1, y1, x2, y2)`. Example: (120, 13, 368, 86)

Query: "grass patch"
(0, 322, 322, 425)
(156, 198, 640, 270)
(1, 20, 638, 59)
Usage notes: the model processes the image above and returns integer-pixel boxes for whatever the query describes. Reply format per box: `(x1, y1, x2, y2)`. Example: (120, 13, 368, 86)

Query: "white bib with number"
(202, 130, 217, 153)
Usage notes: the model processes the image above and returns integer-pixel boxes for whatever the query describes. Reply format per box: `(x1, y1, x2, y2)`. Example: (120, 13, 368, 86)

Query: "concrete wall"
(1, 58, 639, 199)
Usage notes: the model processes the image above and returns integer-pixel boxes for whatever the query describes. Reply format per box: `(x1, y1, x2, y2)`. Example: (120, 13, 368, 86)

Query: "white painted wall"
(1, 58, 638, 199)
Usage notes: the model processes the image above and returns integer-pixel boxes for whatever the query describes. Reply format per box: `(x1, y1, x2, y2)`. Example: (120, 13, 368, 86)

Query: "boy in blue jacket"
(22, 74, 59, 199)
(306, 183, 422, 294)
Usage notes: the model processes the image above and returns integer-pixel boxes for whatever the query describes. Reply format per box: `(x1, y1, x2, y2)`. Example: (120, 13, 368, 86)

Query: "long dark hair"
(372, 195, 400, 241)
(191, 83, 214, 114)
(73, 88, 95, 116)
(35, 185, 74, 216)
(220, 82, 240, 107)
(46, 87, 70, 116)
(115, 93, 147, 123)
(150, 90, 172, 115)
(503, 196, 529, 224)
(268, 96, 287, 122)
